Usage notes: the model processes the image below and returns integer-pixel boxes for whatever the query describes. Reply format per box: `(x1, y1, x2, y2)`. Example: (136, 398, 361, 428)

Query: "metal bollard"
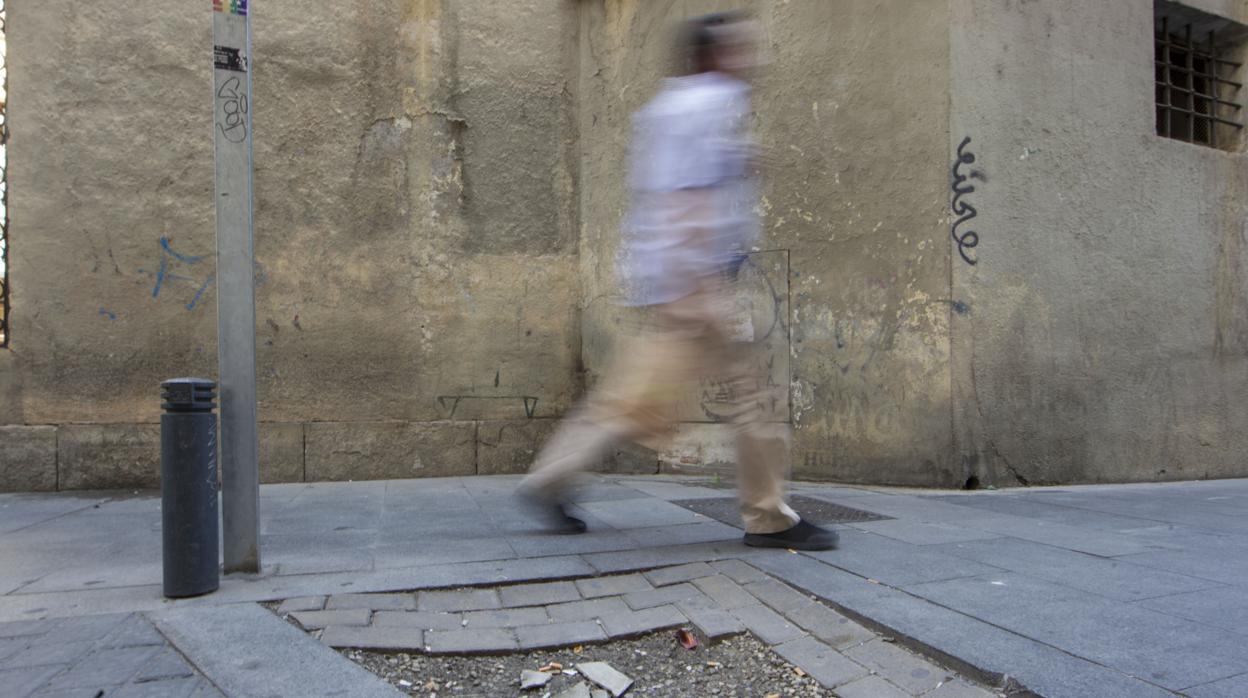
(160, 378, 220, 598)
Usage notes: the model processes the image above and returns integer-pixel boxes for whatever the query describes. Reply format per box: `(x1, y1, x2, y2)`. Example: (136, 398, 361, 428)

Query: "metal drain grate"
(672, 496, 890, 529)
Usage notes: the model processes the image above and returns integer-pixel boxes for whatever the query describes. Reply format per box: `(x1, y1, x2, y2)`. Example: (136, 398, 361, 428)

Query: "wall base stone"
(477, 419, 558, 475)
(0, 426, 59, 492)
(261, 422, 306, 484)
(58, 424, 161, 491)
(305, 421, 476, 482)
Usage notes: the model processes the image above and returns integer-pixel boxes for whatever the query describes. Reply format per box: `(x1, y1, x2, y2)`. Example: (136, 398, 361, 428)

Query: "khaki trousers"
(522, 281, 799, 535)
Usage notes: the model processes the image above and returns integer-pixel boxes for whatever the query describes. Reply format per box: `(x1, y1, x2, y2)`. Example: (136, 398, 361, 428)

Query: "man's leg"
(708, 305, 837, 550)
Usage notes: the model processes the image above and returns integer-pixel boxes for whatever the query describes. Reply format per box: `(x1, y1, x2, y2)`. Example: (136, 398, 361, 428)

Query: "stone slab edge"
(149, 602, 401, 697)
(750, 554, 1161, 698)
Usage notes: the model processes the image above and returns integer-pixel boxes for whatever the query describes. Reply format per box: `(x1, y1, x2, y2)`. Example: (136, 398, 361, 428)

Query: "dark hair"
(682, 11, 749, 75)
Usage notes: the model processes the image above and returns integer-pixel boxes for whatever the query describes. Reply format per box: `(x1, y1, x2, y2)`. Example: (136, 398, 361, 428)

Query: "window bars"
(1155, 16, 1244, 148)
(0, 1, 7, 347)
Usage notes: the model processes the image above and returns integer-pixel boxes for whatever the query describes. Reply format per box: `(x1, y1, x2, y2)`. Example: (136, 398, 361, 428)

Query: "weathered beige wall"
(950, 0, 1248, 486)
(0, 0, 585, 490)
(6, 0, 1246, 492)
(577, 1, 957, 485)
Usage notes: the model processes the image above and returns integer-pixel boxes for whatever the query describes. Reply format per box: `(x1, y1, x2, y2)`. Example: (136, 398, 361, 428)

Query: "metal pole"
(212, 0, 260, 574)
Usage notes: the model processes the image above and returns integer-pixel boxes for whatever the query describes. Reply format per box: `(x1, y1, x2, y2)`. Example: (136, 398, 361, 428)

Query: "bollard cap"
(161, 378, 217, 412)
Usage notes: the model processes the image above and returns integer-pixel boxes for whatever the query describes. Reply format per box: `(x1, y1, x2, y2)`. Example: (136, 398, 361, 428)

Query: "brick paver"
(500, 581, 582, 608)
(272, 563, 998, 696)
(291, 609, 372, 630)
(418, 589, 502, 613)
(643, 562, 716, 587)
(575, 574, 653, 599)
(277, 596, 327, 614)
(774, 636, 869, 689)
(692, 575, 758, 610)
(424, 628, 518, 654)
(744, 578, 814, 614)
(326, 593, 416, 611)
(622, 582, 703, 610)
(710, 559, 768, 584)
(516, 621, 607, 650)
(465, 607, 550, 629)
(788, 604, 874, 650)
(598, 605, 688, 639)
(547, 597, 630, 623)
(731, 604, 806, 644)
(320, 625, 425, 651)
(845, 639, 948, 695)
(834, 674, 912, 698)
(372, 611, 464, 630)
(676, 604, 745, 641)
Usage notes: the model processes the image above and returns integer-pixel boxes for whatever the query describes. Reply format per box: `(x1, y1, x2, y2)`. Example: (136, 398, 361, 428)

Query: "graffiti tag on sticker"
(213, 0, 248, 16)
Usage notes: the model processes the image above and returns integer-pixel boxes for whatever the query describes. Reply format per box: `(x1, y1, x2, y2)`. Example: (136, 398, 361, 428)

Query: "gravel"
(341, 631, 834, 697)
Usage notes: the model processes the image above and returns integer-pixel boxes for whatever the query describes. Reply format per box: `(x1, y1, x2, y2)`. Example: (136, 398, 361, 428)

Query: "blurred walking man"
(520, 12, 837, 551)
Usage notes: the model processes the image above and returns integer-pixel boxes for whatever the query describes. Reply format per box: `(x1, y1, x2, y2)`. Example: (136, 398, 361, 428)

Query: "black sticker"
(214, 45, 247, 73)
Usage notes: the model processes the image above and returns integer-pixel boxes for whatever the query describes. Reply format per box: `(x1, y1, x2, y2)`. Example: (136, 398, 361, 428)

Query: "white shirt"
(618, 71, 759, 306)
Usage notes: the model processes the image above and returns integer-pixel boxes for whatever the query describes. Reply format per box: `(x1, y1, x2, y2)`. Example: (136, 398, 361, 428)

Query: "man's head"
(681, 11, 763, 79)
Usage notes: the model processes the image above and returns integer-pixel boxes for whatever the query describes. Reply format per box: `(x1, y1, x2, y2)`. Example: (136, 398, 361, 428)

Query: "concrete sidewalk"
(2, 475, 1246, 697)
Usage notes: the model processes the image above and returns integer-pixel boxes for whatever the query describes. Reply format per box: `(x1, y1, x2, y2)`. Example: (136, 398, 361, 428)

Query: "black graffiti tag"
(216, 77, 248, 144)
(950, 136, 983, 266)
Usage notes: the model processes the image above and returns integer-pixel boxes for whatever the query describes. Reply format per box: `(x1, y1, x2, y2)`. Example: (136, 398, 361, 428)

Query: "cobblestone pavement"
(0, 613, 222, 697)
(282, 561, 998, 697)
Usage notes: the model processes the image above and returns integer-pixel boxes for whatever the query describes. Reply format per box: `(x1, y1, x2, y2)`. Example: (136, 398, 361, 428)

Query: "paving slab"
(516, 621, 607, 649)
(598, 605, 687, 638)
(676, 604, 745, 641)
(326, 593, 416, 611)
(1185, 672, 1248, 698)
(575, 499, 705, 529)
(417, 589, 502, 613)
(709, 559, 768, 584)
(622, 583, 704, 610)
(150, 603, 399, 697)
(845, 638, 947, 694)
(752, 552, 1177, 698)
(575, 574, 652, 599)
(691, 575, 757, 610)
(277, 596, 327, 614)
(464, 606, 550, 628)
(642, 562, 717, 587)
(808, 529, 1005, 587)
(424, 627, 518, 654)
(730, 604, 805, 644)
(372, 611, 464, 630)
(928, 537, 1222, 602)
(291, 609, 372, 630)
(833, 675, 911, 698)
(773, 635, 869, 688)
(547, 597, 631, 623)
(320, 625, 425, 650)
(499, 581, 582, 608)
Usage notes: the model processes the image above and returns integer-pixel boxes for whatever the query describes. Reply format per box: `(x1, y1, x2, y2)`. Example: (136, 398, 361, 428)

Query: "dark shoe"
(743, 520, 838, 551)
(518, 492, 587, 535)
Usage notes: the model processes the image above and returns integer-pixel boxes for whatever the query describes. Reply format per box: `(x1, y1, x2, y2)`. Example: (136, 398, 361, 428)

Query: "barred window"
(1155, 3, 1246, 150)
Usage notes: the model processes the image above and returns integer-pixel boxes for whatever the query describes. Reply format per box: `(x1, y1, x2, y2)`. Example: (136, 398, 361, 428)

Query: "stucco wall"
(0, 0, 584, 490)
(577, 1, 956, 485)
(950, 0, 1248, 486)
(4, 0, 1245, 492)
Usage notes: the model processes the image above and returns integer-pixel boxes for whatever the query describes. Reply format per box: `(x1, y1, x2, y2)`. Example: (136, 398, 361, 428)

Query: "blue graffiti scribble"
(160, 237, 204, 264)
(150, 238, 213, 311)
(186, 275, 215, 311)
(99, 308, 118, 321)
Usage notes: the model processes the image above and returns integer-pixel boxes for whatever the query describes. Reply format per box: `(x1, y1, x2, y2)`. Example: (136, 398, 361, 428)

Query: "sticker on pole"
(213, 0, 249, 16)
(214, 46, 247, 73)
